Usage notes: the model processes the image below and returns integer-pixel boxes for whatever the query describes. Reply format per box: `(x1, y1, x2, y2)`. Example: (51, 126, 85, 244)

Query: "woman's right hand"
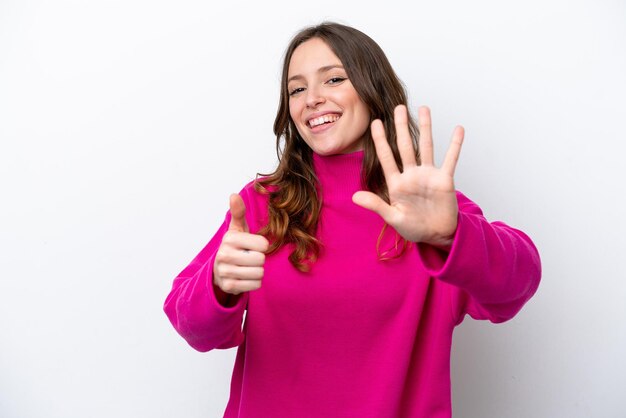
(213, 194, 269, 302)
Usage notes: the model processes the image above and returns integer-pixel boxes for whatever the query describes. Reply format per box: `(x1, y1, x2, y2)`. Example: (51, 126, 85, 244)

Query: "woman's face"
(287, 38, 370, 156)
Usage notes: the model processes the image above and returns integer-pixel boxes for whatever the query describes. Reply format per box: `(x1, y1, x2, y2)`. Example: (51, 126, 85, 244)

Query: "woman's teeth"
(309, 114, 340, 128)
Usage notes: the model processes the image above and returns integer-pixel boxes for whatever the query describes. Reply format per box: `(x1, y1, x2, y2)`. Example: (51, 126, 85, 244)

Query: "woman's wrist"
(213, 281, 240, 308)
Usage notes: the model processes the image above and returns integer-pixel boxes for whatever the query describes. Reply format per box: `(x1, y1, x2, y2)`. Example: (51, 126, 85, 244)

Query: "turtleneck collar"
(312, 149, 364, 198)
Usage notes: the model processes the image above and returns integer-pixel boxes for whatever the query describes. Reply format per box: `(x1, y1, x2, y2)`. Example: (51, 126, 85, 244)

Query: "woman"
(164, 22, 541, 418)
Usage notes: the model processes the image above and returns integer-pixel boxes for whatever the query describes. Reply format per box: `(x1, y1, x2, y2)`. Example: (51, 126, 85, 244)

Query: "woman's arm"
(417, 191, 542, 324)
(163, 210, 249, 352)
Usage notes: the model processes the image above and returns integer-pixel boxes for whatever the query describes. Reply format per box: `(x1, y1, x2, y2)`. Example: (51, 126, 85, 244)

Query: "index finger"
(371, 119, 400, 178)
(223, 231, 269, 253)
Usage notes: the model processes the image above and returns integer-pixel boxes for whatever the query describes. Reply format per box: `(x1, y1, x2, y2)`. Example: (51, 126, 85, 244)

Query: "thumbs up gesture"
(213, 194, 269, 297)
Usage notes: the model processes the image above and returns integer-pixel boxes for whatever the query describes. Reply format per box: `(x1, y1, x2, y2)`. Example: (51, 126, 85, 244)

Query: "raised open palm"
(352, 105, 464, 248)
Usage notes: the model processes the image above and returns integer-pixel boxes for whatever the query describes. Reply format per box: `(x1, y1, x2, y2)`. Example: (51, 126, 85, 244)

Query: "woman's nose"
(305, 86, 325, 108)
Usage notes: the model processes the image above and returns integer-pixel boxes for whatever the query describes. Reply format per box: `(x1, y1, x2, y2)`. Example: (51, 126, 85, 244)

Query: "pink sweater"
(164, 150, 541, 418)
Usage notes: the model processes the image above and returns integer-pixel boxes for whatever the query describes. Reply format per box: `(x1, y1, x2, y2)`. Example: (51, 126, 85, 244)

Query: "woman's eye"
(289, 87, 305, 96)
(327, 77, 346, 85)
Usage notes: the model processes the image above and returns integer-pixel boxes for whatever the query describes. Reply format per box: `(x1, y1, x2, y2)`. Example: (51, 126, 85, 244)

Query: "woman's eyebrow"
(287, 65, 345, 83)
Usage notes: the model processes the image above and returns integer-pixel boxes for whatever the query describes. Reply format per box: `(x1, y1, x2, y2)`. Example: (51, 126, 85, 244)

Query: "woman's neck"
(312, 150, 364, 198)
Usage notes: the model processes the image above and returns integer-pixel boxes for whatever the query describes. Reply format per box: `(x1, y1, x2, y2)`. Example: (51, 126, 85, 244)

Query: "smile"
(307, 113, 341, 128)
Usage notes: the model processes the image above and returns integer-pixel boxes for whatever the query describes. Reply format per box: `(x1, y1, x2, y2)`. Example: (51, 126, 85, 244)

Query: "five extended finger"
(352, 191, 395, 224)
(418, 106, 434, 166)
(441, 125, 465, 176)
(394, 105, 417, 169)
(370, 119, 400, 177)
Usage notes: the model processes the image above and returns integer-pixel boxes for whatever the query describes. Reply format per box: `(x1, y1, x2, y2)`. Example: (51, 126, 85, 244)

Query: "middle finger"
(394, 105, 417, 170)
(418, 106, 434, 166)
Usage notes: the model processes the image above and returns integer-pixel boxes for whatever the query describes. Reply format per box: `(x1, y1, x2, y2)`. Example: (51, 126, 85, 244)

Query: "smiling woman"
(286, 38, 370, 156)
(163, 22, 541, 418)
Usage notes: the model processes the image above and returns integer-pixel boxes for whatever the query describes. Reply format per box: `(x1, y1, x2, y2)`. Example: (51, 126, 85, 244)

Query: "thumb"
(228, 193, 249, 232)
(352, 191, 394, 223)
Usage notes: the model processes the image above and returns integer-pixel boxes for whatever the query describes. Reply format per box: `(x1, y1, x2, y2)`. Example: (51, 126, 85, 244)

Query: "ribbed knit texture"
(164, 150, 541, 418)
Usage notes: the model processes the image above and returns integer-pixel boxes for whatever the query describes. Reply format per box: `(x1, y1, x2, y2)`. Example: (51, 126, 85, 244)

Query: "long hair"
(255, 22, 420, 272)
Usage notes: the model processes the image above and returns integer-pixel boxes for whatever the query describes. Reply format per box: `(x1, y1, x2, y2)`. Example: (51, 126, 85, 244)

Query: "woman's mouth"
(307, 113, 341, 130)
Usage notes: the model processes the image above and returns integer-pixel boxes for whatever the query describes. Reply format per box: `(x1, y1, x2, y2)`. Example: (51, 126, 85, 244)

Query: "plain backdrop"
(1, 0, 625, 417)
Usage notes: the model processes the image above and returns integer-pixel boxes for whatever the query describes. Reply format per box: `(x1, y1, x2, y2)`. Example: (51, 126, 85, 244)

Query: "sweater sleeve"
(163, 206, 249, 352)
(416, 191, 541, 324)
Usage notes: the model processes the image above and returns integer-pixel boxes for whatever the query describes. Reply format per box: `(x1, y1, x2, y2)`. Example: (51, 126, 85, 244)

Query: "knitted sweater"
(164, 150, 541, 418)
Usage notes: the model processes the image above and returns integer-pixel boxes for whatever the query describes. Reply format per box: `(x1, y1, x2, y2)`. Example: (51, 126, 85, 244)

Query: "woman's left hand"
(352, 105, 464, 248)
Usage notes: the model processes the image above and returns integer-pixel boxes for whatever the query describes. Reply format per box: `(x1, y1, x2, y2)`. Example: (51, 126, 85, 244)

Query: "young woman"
(164, 22, 541, 418)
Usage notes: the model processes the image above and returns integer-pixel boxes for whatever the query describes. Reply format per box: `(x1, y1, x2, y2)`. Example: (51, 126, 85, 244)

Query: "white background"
(1, 0, 625, 417)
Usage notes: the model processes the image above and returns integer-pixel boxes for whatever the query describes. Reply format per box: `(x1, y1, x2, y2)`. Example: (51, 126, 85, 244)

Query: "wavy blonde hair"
(255, 22, 420, 272)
